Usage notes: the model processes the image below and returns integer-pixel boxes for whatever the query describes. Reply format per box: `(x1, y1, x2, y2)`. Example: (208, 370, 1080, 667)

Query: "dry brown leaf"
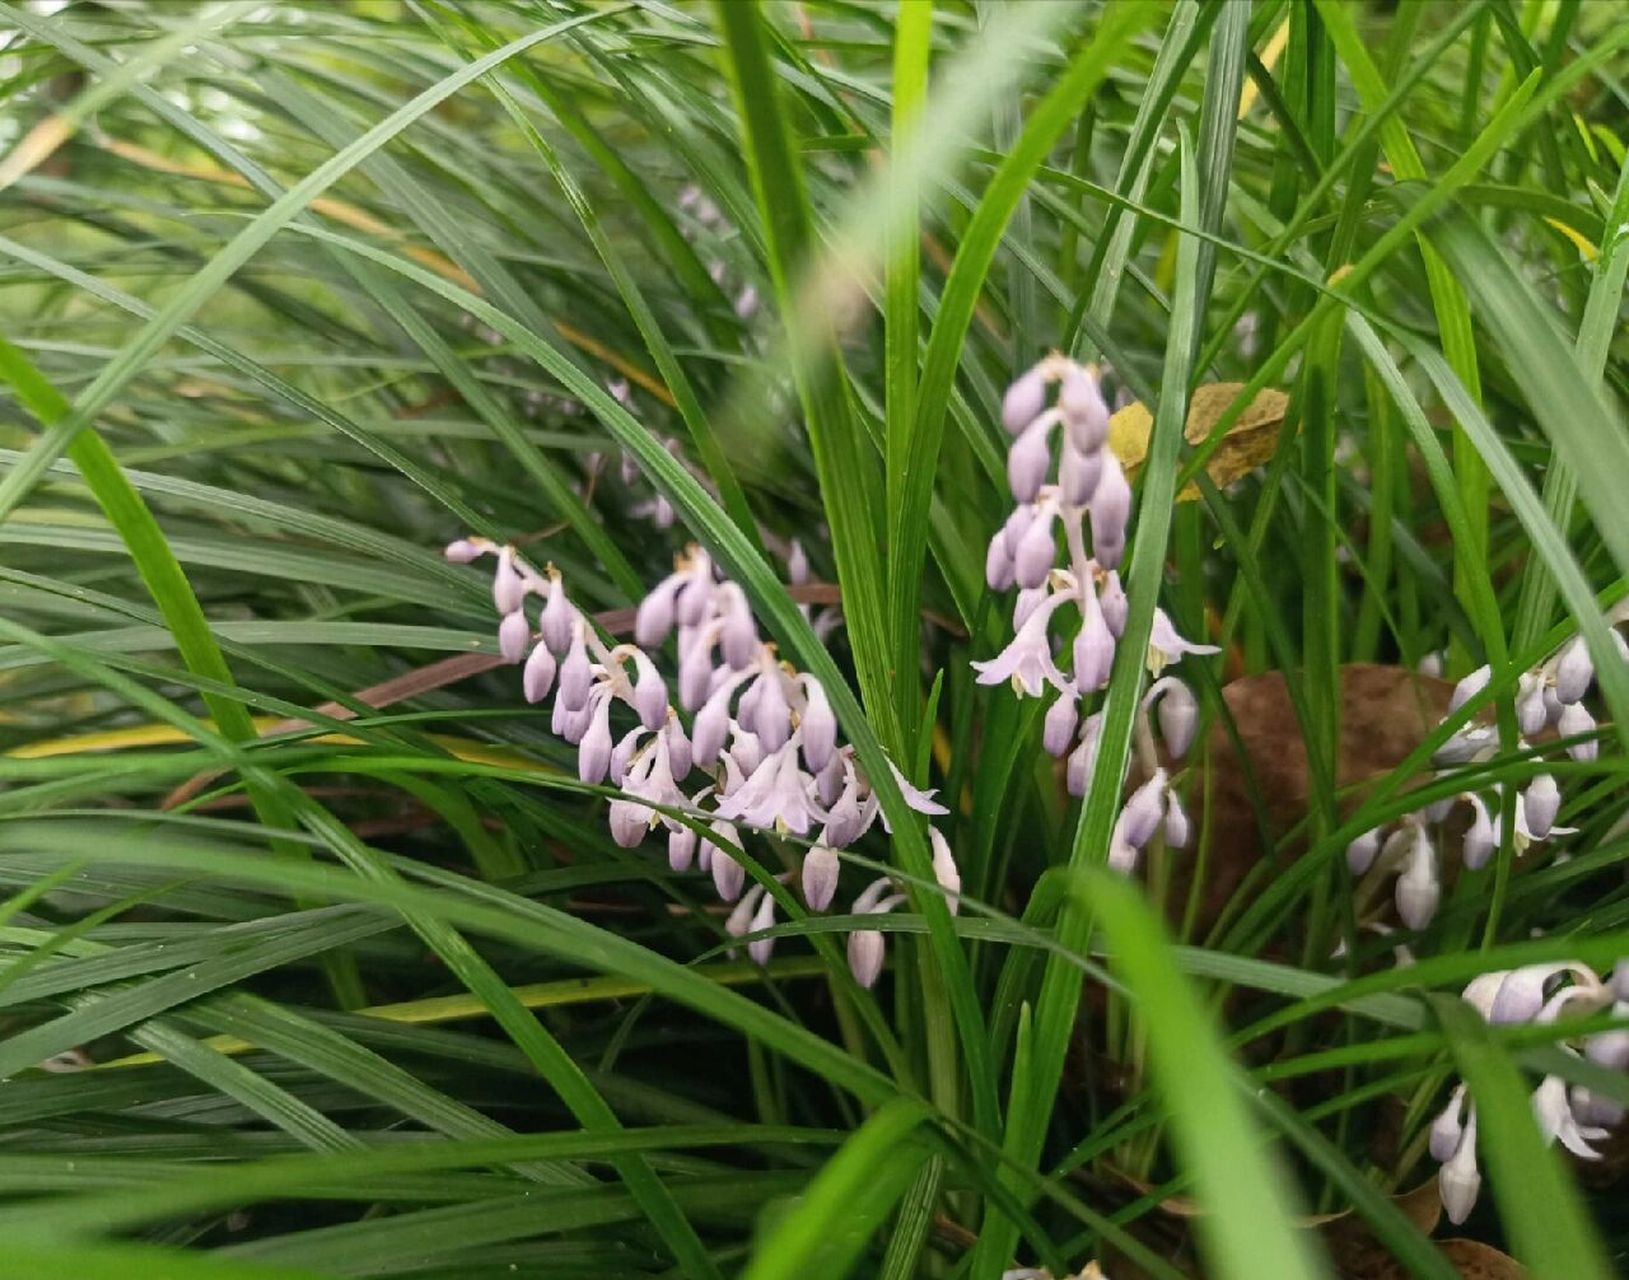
(1108, 381, 1290, 501)
(1158, 663, 1453, 935)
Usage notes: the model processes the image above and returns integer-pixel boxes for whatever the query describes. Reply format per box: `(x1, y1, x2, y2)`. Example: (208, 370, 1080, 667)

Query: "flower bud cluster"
(1357, 624, 1624, 932)
(446, 536, 955, 987)
(976, 356, 1216, 869)
(1431, 961, 1629, 1224)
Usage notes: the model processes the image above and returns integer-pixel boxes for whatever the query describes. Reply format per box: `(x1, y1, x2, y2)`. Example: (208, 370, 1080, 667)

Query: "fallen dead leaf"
(1109, 382, 1290, 501)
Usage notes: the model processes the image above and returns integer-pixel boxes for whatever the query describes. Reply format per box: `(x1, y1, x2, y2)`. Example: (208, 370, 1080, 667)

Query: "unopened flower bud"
(1555, 637, 1593, 705)
(1089, 454, 1132, 554)
(1490, 965, 1562, 1024)
(557, 630, 593, 713)
(1163, 790, 1191, 848)
(1439, 1112, 1480, 1225)
(1059, 365, 1109, 453)
(1430, 1086, 1467, 1162)
(1001, 366, 1048, 434)
(1117, 770, 1168, 850)
(1516, 675, 1548, 736)
(747, 891, 776, 965)
(635, 582, 678, 648)
(1013, 506, 1058, 589)
(1043, 693, 1079, 757)
(1066, 714, 1102, 797)
(1448, 664, 1490, 715)
(540, 580, 576, 655)
(1074, 588, 1116, 692)
(1462, 794, 1495, 871)
(1058, 440, 1103, 506)
(802, 846, 839, 911)
(720, 588, 758, 670)
(848, 928, 886, 988)
(1007, 417, 1053, 503)
(753, 673, 792, 752)
(444, 538, 483, 563)
(1098, 570, 1127, 637)
(986, 531, 1016, 591)
(678, 632, 716, 711)
(1395, 828, 1439, 930)
(1558, 701, 1597, 761)
(578, 700, 614, 784)
(522, 640, 557, 703)
(492, 547, 525, 615)
(1156, 680, 1197, 758)
(1524, 774, 1560, 840)
(1347, 827, 1382, 875)
(668, 823, 697, 872)
(632, 654, 668, 731)
(930, 827, 961, 915)
(609, 798, 650, 848)
(676, 574, 712, 628)
(710, 846, 744, 902)
(799, 678, 837, 773)
(498, 610, 531, 663)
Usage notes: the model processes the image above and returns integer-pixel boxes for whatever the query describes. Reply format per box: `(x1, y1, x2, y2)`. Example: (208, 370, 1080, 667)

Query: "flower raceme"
(1431, 961, 1629, 1224)
(445, 537, 956, 988)
(976, 356, 1216, 868)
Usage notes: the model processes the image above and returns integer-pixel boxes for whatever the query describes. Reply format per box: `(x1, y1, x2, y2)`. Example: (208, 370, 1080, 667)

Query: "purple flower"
(802, 845, 839, 911)
(1098, 570, 1127, 637)
(1059, 365, 1109, 453)
(1439, 1110, 1480, 1225)
(498, 609, 531, 663)
(1058, 438, 1102, 506)
(1043, 693, 1079, 757)
(522, 641, 557, 703)
(1072, 582, 1115, 692)
(1007, 414, 1056, 503)
(1554, 637, 1593, 704)
(1013, 503, 1059, 589)
(799, 676, 837, 773)
(1088, 453, 1131, 555)
(1448, 664, 1490, 715)
(1524, 774, 1560, 840)
(492, 546, 526, 615)
(1461, 794, 1494, 870)
(972, 588, 1074, 696)
(1001, 365, 1049, 434)
(1147, 609, 1219, 675)
(1394, 826, 1439, 930)
(1346, 827, 1382, 875)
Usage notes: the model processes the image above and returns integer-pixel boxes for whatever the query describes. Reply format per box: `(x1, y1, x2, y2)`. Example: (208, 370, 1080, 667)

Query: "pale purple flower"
(1116, 769, 1168, 851)
(1066, 713, 1102, 797)
(986, 531, 1016, 591)
(718, 584, 759, 669)
(1149, 677, 1197, 758)
(1088, 453, 1131, 558)
(557, 627, 593, 712)
(1555, 637, 1593, 704)
(492, 546, 526, 615)
(802, 846, 840, 911)
(1163, 790, 1190, 848)
(1008, 414, 1055, 503)
(799, 676, 837, 773)
(668, 823, 697, 872)
(1098, 570, 1127, 637)
(1394, 826, 1439, 930)
(631, 651, 668, 730)
(1461, 794, 1494, 870)
(609, 797, 651, 848)
(1430, 1085, 1467, 1162)
(1558, 700, 1598, 761)
(1059, 438, 1102, 506)
(577, 692, 615, 784)
(522, 640, 557, 703)
(1059, 365, 1109, 453)
(1439, 1110, 1480, 1225)
(1013, 503, 1059, 589)
(1524, 774, 1560, 840)
(1146, 609, 1219, 675)
(930, 827, 961, 915)
(1515, 674, 1548, 736)
(1346, 827, 1382, 876)
(1448, 664, 1490, 715)
(1534, 1073, 1609, 1159)
(444, 537, 484, 563)
(1043, 693, 1079, 757)
(972, 588, 1075, 696)
(1001, 366, 1048, 434)
(540, 576, 577, 655)
(498, 609, 531, 663)
(1072, 582, 1115, 692)
(747, 890, 776, 965)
